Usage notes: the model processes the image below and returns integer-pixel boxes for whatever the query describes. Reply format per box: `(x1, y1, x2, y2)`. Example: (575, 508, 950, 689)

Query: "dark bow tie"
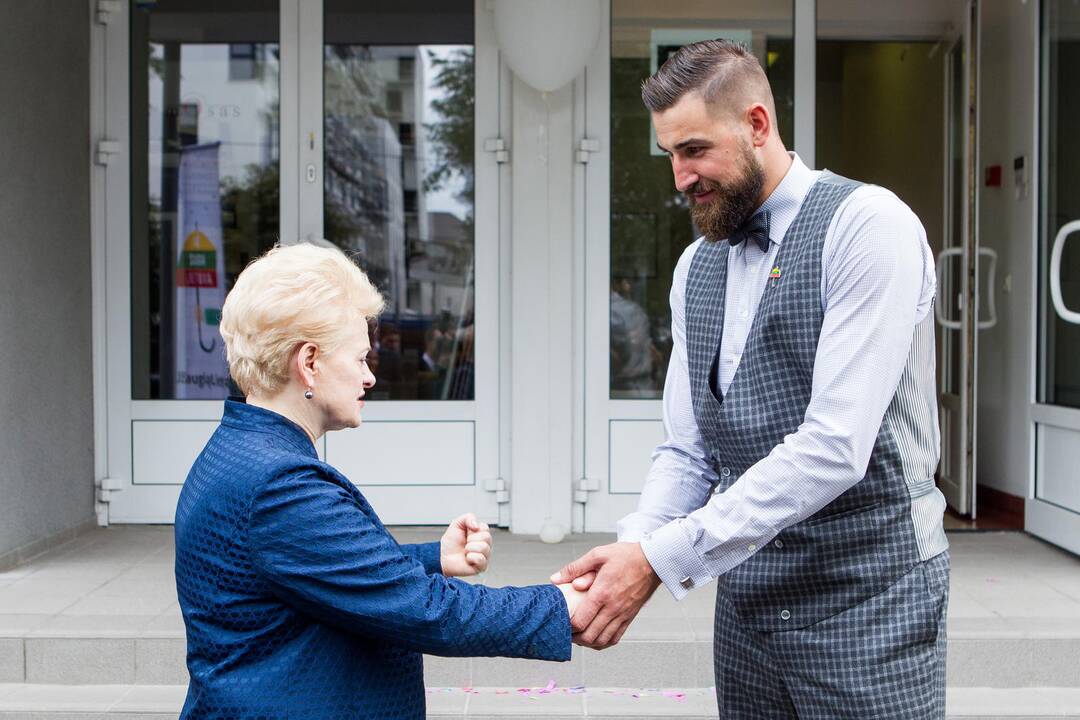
(728, 211, 771, 253)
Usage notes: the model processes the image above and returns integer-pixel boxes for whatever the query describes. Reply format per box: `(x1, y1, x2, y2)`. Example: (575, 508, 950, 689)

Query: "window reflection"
(1041, 0, 1080, 408)
(324, 0, 475, 401)
(609, 1, 794, 399)
(131, 1, 280, 400)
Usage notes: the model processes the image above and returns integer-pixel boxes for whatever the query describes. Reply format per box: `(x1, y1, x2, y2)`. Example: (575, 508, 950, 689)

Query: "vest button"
(780, 610, 791, 621)
(721, 467, 731, 478)
(774, 539, 784, 549)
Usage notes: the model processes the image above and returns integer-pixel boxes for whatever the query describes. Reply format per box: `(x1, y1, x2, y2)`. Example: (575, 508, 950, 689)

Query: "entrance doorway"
(96, 0, 506, 524)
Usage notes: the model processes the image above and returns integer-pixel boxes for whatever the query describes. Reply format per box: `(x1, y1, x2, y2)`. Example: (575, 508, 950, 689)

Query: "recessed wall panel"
(608, 419, 665, 494)
(132, 420, 217, 485)
(327, 421, 474, 487)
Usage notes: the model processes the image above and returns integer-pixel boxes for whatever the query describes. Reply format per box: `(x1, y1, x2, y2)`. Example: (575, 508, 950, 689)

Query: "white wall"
(974, 0, 1038, 499)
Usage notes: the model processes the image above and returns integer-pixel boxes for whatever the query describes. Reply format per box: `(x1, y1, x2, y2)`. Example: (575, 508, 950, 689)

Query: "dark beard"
(687, 147, 766, 242)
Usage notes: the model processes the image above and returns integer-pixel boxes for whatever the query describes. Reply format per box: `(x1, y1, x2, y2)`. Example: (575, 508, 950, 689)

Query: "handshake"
(440, 515, 663, 651)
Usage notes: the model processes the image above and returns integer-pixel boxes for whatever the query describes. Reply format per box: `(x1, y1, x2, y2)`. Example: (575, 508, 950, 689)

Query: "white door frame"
(1027, 0, 1080, 554)
(91, 0, 507, 525)
(936, 5, 982, 518)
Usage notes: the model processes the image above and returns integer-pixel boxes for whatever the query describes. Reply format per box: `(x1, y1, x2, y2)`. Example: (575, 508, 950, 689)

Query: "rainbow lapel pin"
(769, 265, 782, 279)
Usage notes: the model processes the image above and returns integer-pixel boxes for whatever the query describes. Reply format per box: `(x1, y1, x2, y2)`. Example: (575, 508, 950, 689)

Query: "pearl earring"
(304, 389, 314, 400)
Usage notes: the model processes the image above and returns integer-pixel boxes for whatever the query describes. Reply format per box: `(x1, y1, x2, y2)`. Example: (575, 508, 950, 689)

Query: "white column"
(508, 78, 576, 539)
(794, 0, 816, 168)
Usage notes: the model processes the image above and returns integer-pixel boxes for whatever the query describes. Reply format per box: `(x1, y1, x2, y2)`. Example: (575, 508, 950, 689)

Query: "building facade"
(1, 0, 1078, 563)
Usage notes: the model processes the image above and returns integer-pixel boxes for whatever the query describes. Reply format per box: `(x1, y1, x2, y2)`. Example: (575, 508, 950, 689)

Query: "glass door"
(580, 0, 797, 531)
(101, 0, 504, 524)
(318, 0, 504, 524)
(1028, 0, 1080, 555)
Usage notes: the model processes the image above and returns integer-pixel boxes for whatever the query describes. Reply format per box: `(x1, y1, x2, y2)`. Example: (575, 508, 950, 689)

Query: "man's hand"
(440, 513, 492, 577)
(550, 542, 661, 649)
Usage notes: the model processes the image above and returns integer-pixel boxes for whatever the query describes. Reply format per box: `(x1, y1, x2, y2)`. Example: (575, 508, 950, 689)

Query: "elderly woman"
(174, 243, 582, 719)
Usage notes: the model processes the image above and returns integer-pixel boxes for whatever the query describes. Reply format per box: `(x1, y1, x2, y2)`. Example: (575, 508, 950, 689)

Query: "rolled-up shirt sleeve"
(616, 240, 719, 590)
(626, 190, 933, 600)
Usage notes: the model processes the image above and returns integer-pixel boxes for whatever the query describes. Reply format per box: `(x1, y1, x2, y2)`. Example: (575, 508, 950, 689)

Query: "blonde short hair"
(219, 242, 385, 397)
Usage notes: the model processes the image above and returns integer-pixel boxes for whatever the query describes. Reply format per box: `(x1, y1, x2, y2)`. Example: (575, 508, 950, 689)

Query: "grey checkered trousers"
(685, 172, 949, 718)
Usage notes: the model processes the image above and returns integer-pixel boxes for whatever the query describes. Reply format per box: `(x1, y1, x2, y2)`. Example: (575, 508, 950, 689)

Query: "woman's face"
(314, 324, 376, 431)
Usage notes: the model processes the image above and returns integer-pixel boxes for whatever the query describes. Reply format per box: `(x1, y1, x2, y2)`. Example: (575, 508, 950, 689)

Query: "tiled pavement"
(0, 527, 1078, 717)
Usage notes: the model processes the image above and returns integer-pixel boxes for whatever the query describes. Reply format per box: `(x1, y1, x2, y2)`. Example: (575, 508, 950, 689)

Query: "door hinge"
(95, 139, 122, 166)
(483, 477, 510, 504)
(483, 138, 510, 164)
(96, 0, 122, 25)
(94, 476, 122, 527)
(95, 476, 123, 504)
(576, 138, 601, 164)
(574, 477, 599, 504)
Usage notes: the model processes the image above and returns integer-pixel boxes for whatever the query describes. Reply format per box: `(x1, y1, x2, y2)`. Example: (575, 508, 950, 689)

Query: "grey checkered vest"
(685, 172, 922, 631)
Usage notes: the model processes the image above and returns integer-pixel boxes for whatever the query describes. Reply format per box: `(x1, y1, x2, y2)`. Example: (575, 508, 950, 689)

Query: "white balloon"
(494, 0, 603, 93)
(538, 520, 567, 544)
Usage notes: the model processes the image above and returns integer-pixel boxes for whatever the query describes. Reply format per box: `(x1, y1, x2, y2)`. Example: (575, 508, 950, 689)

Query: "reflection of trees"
(423, 47, 474, 235)
(610, 57, 692, 397)
(220, 163, 281, 285)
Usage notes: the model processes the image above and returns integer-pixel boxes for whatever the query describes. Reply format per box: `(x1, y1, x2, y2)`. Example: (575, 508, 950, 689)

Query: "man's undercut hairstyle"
(641, 38, 775, 121)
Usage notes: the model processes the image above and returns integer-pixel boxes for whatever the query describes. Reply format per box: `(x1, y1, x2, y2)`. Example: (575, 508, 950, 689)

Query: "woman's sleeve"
(248, 468, 571, 661)
(399, 542, 442, 575)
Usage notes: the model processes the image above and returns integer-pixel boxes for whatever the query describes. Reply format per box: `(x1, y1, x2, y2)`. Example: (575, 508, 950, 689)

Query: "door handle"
(1050, 220, 1080, 325)
(935, 247, 963, 330)
(977, 247, 998, 330)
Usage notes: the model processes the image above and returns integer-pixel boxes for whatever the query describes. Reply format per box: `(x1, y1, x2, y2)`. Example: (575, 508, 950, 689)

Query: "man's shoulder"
(832, 182, 918, 226)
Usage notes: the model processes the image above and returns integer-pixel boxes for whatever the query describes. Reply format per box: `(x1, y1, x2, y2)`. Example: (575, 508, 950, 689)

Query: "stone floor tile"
(584, 687, 715, 716)
(945, 686, 1080, 715)
(134, 638, 187, 684)
(0, 641, 22, 683)
(582, 641, 697, 688)
(0, 592, 78, 617)
(619, 616, 694, 641)
(29, 615, 150, 639)
(139, 611, 185, 638)
(25, 638, 134, 685)
(0, 684, 128, 711)
(464, 687, 584, 716)
(424, 688, 468, 716)
(472, 647, 583, 688)
(424, 655, 471, 687)
(61, 593, 175, 618)
(111, 685, 187, 712)
(0, 617, 50, 639)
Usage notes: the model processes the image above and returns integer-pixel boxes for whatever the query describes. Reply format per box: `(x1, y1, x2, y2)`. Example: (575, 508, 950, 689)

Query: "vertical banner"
(175, 142, 229, 398)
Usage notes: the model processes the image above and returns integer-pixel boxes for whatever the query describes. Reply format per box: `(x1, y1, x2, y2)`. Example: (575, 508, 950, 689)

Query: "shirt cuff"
(639, 520, 713, 601)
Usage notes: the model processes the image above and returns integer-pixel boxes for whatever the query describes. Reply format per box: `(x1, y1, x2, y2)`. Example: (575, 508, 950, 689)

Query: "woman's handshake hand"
(556, 582, 588, 619)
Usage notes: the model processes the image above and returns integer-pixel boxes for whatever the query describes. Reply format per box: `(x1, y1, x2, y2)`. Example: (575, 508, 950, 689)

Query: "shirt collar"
(221, 397, 318, 458)
(757, 152, 818, 247)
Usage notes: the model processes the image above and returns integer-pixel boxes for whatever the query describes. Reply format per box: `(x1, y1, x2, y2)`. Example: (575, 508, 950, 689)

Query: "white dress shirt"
(617, 154, 938, 600)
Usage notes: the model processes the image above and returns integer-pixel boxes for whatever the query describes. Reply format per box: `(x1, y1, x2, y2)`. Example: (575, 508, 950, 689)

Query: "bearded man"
(552, 39, 950, 718)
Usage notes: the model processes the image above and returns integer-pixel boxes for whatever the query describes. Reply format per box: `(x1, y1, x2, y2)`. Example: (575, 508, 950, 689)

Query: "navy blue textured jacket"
(174, 399, 571, 719)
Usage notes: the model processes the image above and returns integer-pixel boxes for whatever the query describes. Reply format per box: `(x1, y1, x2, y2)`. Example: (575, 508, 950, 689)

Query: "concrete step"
(3, 615, 1080, 689)
(0, 684, 1078, 718)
